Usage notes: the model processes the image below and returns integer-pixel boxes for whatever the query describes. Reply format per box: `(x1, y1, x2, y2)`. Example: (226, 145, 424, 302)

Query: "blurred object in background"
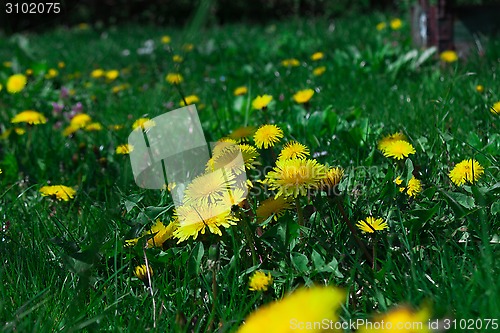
(411, 0, 500, 56)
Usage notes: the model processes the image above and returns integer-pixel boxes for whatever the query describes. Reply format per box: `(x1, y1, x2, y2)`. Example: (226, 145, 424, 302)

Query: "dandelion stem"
(334, 199, 374, 267)
(207, 243, 220, 332)
(295, 197, 304, 227)
(241, 216, 258, 266)
(142, 247, 156, 328)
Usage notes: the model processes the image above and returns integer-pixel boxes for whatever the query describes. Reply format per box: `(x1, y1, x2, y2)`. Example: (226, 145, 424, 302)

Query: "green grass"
(1, 12, 499, 332)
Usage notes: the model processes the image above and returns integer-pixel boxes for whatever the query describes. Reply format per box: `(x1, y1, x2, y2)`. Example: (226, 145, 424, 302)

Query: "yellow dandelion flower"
(310, 52, 324, 61)
(70, 113, 92, 128)
(228, 126, 256, 142)
(237, 286, 345, 333)
(84, 122, 102, 131)
(394, 176, 403, 186)
(0, 83, 2, 91)
(358, 305, 431, 333)
(134, 264, 153, 281)
(256, 196, 293, 223)
(11, 110, 47, 125)
(40, 185, 76, 201)
(253, 124, 283, 149)
(180, 94, 200, 106)
(91, 69, 104, 78)
(44, 68, 58, 79)
(356, 216, 388, 233)
(112, 84, 129, 93)
(3, 61, 12, 68)
(183, 169, 236, 206)
(449, 159, 484, 186)
(62, 124, 79, 137)
(383, 140, 416, 160)
(312, 66, 326, 76)
(293, 89, 314, 104)
(321, 166, 344, 193)
(116, 144, 133, 155)
(6, 74, 27, 94)
(14, 128, 26, 135)
(440, 50, 458, 63)
(58, 62, 65, 69)
(281, 58, 300, 67)
(211, 139, 238, 156)
(165, 73, 183, 85)
(376, 22, 387, 31)
(109, 124, 124, 131)
(143, 219, 177, 248)
(490, 101, 500, 115)
(105, 70, 119, 81)
(25, 69, 33, 76)
(406, 177, 422, 197)
(132, 117, 155, 130)
(252, 94, 273, 110)
(249, 271, 273, 291)
(266, 158, 326, 198)
(476, 85, 484, 93)
(390, 18, 402, 30)
(161, 35, 171, 44)
(378, 132, 408, 152)
(172, 54, 183, 62)
(173, 202, 238, 242)
(234, 86, 248, 96)
(278, 141, 310, 160)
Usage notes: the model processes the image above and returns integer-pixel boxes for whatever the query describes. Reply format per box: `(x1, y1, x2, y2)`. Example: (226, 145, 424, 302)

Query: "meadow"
(0, 12, 499, 332)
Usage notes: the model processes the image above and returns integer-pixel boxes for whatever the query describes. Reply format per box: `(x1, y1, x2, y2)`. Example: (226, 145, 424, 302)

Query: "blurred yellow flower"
(3, 61, 12, 68)
(252, 94, 273, 109)
(358, 305, 431, 333)
(132, 117, 155, 130)
(116, 144, 133, 154)
(249, 271, 273, 291)
(396, 176, 422, 197)
(180, 94, 200, 106)
(356, 216, 388, 233)
(253, 124, 283, 149)
(228, 126, 256, 142)
(25, 69, 33, 76)
(161, 35, 171, 44)
(172, 54, 183, 62)
(390, 18, 402, 30)
(105, 70, 119, 81)
(237, 286, 345, 333)
(234, 86, 248, 96)
(11, 110, 47, 125)
(293, 89, 314, 104)
(490, 101, 500, 115)
(440, 50, 458, 63)
(449, 159, 484, 186)
(91, 69, 104, 78)
(40, 185, 76, 201)
(313, 66, 326, 76)
(84, 122, 103, 131)
(58, 61, 65, 69)
(475, 85, 484, 93)
(281, 58, 300, 67)
(0, 83, 2, 91)
(182, 43, 194, 52)
(6, 74, 27, 94)
(44, 68, 58, 79)
(166, 73, 183, 84)
(310, 52, 324, 61)
(71, 113, 92, 128)
(376, 22, 387, 31)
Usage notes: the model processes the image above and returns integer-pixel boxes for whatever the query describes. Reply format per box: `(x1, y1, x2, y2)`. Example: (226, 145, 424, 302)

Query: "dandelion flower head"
(356, 216, 388, 233)
(249, 271, 273, 291)
(11, 110, 47, 125)
(449, 159, 484, 186)
(253, 124, 283, 149)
